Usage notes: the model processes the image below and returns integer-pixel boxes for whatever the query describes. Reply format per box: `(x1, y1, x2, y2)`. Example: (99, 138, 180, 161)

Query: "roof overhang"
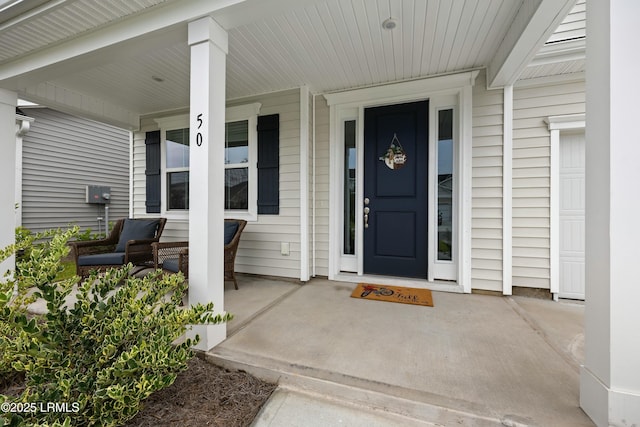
(0, 0, 580, 129)
(487, 0, 576, 89)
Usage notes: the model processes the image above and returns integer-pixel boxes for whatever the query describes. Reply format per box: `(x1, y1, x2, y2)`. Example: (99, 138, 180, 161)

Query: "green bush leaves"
(0, 227, 230, 426)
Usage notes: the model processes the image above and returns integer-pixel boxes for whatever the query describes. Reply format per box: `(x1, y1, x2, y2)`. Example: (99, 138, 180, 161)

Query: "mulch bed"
(1, 357, 277, 427)
(125, 356, 277, 426)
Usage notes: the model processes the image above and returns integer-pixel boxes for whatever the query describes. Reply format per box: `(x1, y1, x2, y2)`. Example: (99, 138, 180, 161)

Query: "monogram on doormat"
(351, 283, 434, 307)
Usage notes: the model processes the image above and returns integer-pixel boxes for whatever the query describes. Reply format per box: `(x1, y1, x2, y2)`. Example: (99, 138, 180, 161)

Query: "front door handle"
(364, 207, 370, 228)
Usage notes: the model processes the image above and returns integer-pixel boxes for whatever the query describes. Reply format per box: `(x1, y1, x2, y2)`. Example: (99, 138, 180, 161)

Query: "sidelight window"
(437, 109, 454, 261)
(343, 120, 357, 255)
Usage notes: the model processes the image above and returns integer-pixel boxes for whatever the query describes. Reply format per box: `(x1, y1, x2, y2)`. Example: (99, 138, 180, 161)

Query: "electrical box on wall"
(280, 242, 290, 256)
(86, 185, 111, 204)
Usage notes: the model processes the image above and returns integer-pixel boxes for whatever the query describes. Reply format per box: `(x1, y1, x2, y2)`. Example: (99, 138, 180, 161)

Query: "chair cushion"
(115, 219, 160, 252)
(163, 258, 180, 273)
(224, 221, 239, 245)
(78, 252, 125, 266)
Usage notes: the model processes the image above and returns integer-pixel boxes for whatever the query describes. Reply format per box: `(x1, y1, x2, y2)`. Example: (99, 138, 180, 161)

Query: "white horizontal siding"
(132, 89, 302, 279)
(20, 107, 129, 234)
(229, 90, 302, 279)
(512, 79, 585, 289)
(471, 71, 503, 292)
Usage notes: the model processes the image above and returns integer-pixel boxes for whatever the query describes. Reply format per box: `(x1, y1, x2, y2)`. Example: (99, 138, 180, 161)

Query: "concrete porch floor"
(210, 276, 592, 426)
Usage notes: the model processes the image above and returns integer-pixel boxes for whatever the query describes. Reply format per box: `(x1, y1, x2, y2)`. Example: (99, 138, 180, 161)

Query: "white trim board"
(503, 85, 513, 296)
(325, 71, 479, 108)
(299, 86, 310, 281)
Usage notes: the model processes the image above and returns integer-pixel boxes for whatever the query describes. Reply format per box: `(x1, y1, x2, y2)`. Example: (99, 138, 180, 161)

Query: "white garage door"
(559, 132, 585, 300)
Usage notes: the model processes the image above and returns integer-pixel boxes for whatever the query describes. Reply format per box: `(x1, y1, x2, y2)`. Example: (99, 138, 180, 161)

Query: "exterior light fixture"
(382, 18, 397, 30)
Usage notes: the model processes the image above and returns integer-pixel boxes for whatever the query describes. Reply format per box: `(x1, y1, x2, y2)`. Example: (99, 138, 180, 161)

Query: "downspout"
(14, 112, 33, 228)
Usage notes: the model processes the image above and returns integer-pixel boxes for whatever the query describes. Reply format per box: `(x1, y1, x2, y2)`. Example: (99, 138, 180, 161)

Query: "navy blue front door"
(363, 101, 428, 278)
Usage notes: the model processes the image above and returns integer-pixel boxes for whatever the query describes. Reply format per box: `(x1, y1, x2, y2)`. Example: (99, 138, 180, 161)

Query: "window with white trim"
(165, 127, 190, 210)
(224, 120, 251, 211)
(154, 103, 261, 220)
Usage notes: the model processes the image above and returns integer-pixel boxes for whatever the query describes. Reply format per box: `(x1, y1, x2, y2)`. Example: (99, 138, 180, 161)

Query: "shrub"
(0, 227, 231, 427)
(74, 226, 108, 242)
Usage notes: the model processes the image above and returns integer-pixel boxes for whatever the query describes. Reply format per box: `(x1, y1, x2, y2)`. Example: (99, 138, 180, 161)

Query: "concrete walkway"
(209, 276, 593, 426)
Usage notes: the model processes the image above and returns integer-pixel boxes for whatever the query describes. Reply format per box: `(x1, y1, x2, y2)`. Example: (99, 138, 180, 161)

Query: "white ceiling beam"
(487, 0, 576, 89)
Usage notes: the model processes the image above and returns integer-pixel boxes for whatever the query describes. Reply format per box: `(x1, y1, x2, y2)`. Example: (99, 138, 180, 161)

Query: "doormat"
(351, 283, 434, 307)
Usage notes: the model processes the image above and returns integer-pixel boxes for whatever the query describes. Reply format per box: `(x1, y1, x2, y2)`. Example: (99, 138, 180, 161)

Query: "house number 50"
(196, 113, 204, 146)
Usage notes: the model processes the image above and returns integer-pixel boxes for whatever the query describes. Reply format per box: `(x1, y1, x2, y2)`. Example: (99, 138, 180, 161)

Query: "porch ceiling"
(0, 0, 578, 128)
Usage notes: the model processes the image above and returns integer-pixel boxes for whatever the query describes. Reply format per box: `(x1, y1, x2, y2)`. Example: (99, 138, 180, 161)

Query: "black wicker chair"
(70, 218, 167, 280)
(152, 219, 247, 289)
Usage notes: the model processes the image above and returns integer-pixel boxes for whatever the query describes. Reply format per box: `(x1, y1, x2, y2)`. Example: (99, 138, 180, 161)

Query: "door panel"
(559, 132, 585, 300)
(364, 101, 428, 278)
(374, 211, 416, 257)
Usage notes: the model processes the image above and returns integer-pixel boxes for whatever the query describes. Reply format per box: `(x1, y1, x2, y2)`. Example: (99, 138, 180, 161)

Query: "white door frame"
(325, 71, 478, 293)
(546, 113, 586, 300)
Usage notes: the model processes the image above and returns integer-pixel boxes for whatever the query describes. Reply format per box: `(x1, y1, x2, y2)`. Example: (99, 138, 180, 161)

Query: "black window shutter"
(257, 114, 279, 215)
(145, 130, 161, 214)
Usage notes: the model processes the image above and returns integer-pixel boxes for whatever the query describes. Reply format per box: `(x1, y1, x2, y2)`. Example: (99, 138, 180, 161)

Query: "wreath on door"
(379, 133, 407, 170)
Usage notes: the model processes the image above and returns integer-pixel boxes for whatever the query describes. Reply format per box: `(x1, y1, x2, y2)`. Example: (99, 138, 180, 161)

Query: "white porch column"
(187, 17, 228, 350)
(0, 89, 17, 278)
(581, 1, 640, 426)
